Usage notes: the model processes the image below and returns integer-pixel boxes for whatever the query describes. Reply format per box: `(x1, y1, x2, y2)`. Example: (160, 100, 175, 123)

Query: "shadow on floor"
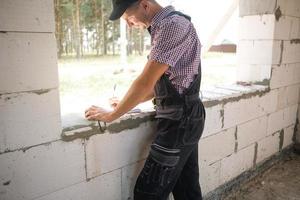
(224, 152, 300, 200)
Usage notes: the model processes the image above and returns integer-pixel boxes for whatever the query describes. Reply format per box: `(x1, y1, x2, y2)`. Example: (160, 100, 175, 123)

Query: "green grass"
(59, 54, 146, 96)
(58, 52, 237, 113)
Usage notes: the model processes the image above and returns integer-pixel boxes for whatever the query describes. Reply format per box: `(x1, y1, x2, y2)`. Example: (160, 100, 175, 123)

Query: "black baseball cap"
(109, 0, 138, 21)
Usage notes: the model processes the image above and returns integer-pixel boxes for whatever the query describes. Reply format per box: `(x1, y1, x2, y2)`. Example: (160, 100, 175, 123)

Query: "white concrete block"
(267, 104, 297, 135)
(85, 122, 156, 178)
(236, 64, 272, 83)
(0, 0, 55, 32)
(237, 40, 281, 65)
(270, 64, 296, 89)
(294, 63, 300, 85)
(121, 160, 145, 200)
(223, 96, 263, 129)
(277, 87, 288, 110)
(274, 15, 293, 40)
(220, 144, 255, 185)
(290, 17, 300, 39)
(282, 124, 295, 149)
(0, 140, 85, 200)
(216, 84, 267, 93)
(267, 109, 285, 135)
(256, 133, 280, 163)
(0, 32, 59, 93)
(202, 91, 226, 100)
(237, 116, 268, 150)
(239, 0, 277, 16)
(199, 127, 236, 165)
(278, 0, 300, 18)
(259, 89, 279, 114)
(202, 86, 243, 96)
(202, 104, 223, 138)
(282, 40, 300, 64)
(222, 89, 279, 131)
(0, 89, 61, 152)
(283, 104, 298, 127)
(238, 15, 275, 40)
(238, 14, 296, 40)
(238, 14, 298, 40)
(298, 86, 300, 104)
(277, 84, 300, 110)
(299, 88, 300, 104)
(35, 170, 122, 200)
(199, 160, 221, 196)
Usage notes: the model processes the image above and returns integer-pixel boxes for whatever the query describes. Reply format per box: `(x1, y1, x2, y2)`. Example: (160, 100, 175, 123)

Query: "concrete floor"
(224, 151, 300, 200)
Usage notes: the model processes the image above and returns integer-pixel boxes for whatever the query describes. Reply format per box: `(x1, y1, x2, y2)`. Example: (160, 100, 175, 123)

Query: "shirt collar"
(150, 6, 175, 28)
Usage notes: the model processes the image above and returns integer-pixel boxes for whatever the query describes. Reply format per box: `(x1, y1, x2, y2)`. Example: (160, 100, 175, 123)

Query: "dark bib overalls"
(134, 11, 206, 200)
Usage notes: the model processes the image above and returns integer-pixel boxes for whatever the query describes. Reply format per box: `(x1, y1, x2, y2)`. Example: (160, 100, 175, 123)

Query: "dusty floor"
(224, 152, 300, 200)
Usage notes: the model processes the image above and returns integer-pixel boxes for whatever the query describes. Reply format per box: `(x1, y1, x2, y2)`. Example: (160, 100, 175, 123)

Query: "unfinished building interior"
(0, 0, 300, 199)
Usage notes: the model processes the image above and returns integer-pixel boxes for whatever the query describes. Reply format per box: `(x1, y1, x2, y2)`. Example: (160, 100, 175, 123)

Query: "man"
(85, 0, 206, 199)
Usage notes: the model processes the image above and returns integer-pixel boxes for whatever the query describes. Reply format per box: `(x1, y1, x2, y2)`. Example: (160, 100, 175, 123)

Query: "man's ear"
(140, 0, 149, 11)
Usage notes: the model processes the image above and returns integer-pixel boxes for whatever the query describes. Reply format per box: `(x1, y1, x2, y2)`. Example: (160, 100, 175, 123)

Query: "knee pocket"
(150, 144, 180, 166)
(135, 144, 181, 195)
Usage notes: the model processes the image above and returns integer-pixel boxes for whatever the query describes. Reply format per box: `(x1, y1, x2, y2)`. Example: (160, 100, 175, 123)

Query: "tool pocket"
(135, 144, 180, 195)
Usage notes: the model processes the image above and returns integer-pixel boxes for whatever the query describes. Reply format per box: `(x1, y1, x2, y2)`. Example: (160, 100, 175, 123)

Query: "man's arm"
(110, 60, 166, 119)
(109, 90, 153, 109)
(85, 60, 168, 122)
(141, 90, 154, 103)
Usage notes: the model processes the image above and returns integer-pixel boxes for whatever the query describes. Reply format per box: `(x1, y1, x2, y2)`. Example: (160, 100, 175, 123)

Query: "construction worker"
(85, 0, 206, 199)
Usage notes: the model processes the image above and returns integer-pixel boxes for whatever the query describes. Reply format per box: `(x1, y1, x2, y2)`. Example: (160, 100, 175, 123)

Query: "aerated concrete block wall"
(0, 0, 81, 199)
(199, 0, 300, 196)
(0, 0, 300, 200)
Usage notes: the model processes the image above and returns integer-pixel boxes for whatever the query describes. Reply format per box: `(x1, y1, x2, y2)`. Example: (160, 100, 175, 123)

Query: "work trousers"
(134, 114, 205, 200)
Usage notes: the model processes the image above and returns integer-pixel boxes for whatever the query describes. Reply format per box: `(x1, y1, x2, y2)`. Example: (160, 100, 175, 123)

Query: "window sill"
(61, 83, 269, 142)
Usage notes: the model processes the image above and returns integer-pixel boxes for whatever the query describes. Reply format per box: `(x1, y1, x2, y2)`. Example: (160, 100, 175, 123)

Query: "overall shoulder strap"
(166, 10, 191, 21)
(148, 10, 191, 34)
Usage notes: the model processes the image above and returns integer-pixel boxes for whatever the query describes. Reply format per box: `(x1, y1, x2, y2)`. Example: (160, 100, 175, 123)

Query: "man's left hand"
(84, 105, 115, 123)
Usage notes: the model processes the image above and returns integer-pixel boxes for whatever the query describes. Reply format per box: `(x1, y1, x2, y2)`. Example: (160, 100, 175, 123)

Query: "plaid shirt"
(148, 6, 201, 94)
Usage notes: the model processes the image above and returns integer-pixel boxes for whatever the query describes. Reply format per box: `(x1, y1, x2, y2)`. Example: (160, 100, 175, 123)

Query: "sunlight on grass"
(58, 52, 237, 115)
